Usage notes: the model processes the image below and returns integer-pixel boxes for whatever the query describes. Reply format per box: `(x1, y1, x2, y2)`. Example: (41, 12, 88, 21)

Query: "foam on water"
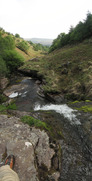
(34, 104, 81, 125)
(9, 91, 28, 98)
(9, 92, 18, 98)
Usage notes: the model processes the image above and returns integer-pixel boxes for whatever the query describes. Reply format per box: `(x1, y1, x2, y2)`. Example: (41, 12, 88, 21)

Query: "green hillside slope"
(21, 40, 92, 100)
(0, 28, 44, 77)
(15, 36, 44, 60)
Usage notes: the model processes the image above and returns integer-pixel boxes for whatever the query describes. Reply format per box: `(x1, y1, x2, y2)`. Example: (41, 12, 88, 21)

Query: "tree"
(84, 12, 92, 38)
(15, 33, 20, 38)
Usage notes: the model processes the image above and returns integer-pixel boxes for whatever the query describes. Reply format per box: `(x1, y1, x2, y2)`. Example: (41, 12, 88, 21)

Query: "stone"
(0, 77, 9, 90)
(32, 128, 55, 170)
(0, 114, 59, 181)
(49, 172, 60, 181)
(4, 84, 28, 97)
(46, 93, 64, 103)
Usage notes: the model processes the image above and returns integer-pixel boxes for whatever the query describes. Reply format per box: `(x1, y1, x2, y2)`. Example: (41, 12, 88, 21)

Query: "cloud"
(0, 0, 92, 38)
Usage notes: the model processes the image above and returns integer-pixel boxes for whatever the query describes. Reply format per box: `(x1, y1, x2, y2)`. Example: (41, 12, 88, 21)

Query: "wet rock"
(4, 84, 28, 97)
(37, 88, 45, 98)
(18, 69, 44, 81)
(45, 93, 65, 103)
(7, 110, 31, 118)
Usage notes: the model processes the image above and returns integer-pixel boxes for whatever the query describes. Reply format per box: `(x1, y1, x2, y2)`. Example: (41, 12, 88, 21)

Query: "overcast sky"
(0, 0, 92, 39)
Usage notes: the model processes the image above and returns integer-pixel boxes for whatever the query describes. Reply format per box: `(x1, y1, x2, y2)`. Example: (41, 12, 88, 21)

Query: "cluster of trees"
(0, 32, 24, 77)
(28, 41, 49, 52)
(49, 12, 92, 52)
(33, 43, 49, 52)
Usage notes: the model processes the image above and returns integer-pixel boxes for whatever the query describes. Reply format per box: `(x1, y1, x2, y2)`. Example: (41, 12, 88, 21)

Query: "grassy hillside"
(0, 28, 44, 78)
(21, 39, 92, 100)
(15, 37, 44, 60)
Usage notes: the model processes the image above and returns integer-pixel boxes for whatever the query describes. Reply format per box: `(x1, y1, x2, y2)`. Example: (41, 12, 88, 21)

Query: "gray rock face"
(0, 115, 60, 181)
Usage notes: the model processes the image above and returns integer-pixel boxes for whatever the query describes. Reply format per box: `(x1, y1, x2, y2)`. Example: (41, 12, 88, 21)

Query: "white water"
(9, 92, 19, 98)
(9, 91, 28, 98)
(34, 104, 81, 125)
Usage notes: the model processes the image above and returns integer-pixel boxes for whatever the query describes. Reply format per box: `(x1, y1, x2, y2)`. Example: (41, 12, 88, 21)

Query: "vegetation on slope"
(0, 31, 24, 77)
(49, 12, 92, 52)
(0, 12, 92, 102)
(21, 12, 92, 101)
(15, 35, 46, 60)
(28, 41, 49, 52)
(0, 28, 46, 78)
(21, 40, 92, 100)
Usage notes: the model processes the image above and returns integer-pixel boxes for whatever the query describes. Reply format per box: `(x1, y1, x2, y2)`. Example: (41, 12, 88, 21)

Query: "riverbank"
(0, 75, 92, 181)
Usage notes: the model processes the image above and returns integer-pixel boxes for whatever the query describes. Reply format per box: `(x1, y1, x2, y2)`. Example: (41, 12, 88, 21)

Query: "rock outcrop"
(0, 114, 60, 181)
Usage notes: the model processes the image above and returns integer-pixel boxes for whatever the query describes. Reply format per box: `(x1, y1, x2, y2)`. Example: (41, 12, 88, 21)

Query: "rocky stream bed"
(0, 75, 92, 181)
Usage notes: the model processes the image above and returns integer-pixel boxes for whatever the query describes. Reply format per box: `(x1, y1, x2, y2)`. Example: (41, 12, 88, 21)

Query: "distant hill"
(26, 38, 53, 46)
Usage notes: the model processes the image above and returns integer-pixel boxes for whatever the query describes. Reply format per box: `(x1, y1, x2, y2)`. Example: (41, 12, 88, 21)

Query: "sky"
(0, 0, 92, 39)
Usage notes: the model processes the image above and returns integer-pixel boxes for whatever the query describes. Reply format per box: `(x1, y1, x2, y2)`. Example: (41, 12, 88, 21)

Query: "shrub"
(0, 34, 15, 57)
(3, 50, 24, 72)
(0, 32, 24, 74)
(3, 35, 15, 50)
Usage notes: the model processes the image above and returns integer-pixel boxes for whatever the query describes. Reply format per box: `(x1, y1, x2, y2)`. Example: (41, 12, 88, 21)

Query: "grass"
(0, 105, 7, 112)
(7, 103, 17, 110)
(21, 115, 51, 132)
(0, 103, 17, 112)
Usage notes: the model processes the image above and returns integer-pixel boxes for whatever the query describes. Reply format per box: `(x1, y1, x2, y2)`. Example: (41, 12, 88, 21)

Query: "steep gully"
(0, 73, 92, 181)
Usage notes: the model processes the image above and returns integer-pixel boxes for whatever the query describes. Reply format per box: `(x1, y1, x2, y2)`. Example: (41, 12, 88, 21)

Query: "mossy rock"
(76, 105, 92, 113)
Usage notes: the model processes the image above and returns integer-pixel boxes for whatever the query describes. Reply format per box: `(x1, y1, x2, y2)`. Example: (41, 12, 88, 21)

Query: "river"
(5, 75, 92, 181)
